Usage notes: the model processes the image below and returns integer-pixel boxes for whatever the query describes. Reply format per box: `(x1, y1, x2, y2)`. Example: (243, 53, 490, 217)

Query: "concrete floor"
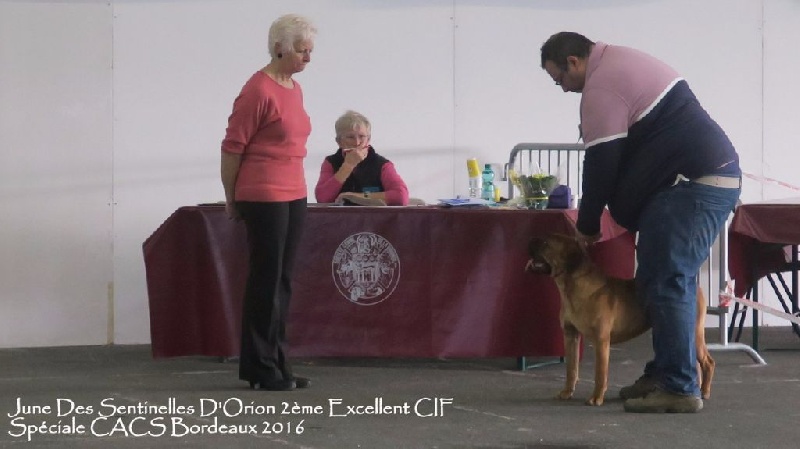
(1, 327, 798, 449)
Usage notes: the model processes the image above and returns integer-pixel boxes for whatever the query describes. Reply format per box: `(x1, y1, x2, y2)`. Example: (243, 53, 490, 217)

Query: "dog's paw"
(556, 389, 574, 400)
(584, 396, 604, 406)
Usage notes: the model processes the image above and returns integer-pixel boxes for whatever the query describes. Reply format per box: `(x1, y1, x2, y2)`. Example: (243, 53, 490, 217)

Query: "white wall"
(1, 0, 797, 347)
(762, 0, 800, 200)
(0, 1, 113, 346)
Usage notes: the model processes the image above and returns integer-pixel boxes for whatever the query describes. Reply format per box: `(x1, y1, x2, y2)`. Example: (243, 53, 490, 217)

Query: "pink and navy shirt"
(577, 43, 740, 234)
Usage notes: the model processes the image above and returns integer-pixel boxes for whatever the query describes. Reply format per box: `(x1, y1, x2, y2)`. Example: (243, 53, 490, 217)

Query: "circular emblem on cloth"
(332, 232, 401, 306)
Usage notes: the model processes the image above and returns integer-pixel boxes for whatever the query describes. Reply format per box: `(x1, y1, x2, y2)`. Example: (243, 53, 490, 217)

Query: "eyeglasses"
(341, 133, 370, 141)
(554, 67, 568, 86)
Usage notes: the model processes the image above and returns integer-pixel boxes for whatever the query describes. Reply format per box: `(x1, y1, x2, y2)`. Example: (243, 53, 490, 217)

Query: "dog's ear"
(563, 242, 585, 273)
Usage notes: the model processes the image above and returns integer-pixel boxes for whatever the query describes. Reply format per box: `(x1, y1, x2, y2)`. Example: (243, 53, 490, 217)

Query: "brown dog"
(526, 234, 714, 405)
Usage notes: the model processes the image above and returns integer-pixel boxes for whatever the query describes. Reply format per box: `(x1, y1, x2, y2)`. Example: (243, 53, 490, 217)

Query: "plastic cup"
(466, 158, 480, 178)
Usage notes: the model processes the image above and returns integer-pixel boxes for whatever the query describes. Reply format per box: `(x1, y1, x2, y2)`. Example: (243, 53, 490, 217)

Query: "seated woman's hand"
(335, 192, 365, 203)
(342, 147, 368, 167)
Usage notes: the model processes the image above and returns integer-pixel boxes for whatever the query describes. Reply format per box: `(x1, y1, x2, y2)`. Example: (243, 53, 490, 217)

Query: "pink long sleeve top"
(221, 71, 311, 202)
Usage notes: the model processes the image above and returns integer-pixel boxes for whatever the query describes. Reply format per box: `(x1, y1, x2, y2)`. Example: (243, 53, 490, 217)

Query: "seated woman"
(314, 110, 409, 206)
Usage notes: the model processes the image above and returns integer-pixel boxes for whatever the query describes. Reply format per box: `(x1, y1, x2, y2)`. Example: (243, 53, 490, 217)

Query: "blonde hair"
(268, 14, 317, 58)
(334, 110, 372, 138)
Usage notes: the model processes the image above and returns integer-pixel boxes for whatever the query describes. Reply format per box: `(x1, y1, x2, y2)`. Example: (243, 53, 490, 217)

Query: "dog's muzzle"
(525, 257, 552, 274)
(526, 238, 553, 274)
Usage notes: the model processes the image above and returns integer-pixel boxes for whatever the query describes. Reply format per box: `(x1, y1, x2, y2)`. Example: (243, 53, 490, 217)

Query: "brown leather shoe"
(623, 388, 703, 413)
(619, 375, 658, 400)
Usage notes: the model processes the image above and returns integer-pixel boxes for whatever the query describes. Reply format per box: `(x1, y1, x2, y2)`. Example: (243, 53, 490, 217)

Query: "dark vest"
(326, 146, 389, 194)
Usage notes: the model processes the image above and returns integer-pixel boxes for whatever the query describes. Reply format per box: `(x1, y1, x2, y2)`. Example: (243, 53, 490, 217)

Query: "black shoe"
(249, 379, 296, 391)
(292, 376, 311, 389)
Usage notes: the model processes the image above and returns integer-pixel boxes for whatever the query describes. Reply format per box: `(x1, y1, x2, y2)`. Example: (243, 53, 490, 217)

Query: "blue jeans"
(636, 180, 740, 396)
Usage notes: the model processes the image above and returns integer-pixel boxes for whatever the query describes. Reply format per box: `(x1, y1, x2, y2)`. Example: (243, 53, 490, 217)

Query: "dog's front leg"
(557, 324, 580, 400)
(587, 336, 611, 406)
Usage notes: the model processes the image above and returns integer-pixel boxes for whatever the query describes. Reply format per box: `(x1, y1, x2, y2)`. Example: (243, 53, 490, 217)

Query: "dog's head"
(526, 234, 587, 277)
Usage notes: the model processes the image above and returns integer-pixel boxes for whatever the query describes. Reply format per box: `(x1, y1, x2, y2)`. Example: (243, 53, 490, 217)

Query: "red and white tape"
(743, 172, 800, 192)
(719, 282, 800, 326)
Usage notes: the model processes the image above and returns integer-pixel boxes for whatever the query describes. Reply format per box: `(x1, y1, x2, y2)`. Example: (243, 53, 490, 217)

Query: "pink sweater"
(221, 71, 311, 202)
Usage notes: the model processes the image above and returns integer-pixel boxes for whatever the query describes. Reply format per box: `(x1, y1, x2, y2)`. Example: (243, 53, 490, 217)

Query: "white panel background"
(0, 1, 113, 347)
(0, 0, 797, 347)
(763, 0, 800, 201)
(452, 0, 764, 200)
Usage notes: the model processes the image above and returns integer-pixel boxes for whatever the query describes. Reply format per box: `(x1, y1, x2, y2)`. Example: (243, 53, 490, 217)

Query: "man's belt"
(692, 175, 742, 189)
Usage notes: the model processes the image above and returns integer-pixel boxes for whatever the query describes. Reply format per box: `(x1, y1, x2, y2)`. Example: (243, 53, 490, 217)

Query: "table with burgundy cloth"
(727, 199, 800, 349)
(143, 205, 634, 359)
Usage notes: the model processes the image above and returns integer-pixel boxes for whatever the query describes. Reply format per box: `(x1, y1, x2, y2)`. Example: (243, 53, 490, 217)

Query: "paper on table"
(438, 198, 492, 207)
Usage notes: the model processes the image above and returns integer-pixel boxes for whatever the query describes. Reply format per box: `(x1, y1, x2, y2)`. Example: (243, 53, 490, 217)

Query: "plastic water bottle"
(468, 177, 480, 198)
(466, 158, 481, 198)
(481, 164, 495, 201)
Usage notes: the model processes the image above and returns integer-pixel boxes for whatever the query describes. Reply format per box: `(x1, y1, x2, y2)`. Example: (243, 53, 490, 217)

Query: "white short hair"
(335, 110, 372, 138)
(268, 14, 317, 58)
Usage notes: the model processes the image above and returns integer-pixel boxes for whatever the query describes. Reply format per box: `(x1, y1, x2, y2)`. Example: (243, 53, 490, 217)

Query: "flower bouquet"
(509, 169, 559, 209)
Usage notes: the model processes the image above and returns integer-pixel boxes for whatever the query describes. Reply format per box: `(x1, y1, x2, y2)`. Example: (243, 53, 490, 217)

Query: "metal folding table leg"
(706, 218, 766, 365)
(706, 305, 766, 364)
(517, 356, 564, 371)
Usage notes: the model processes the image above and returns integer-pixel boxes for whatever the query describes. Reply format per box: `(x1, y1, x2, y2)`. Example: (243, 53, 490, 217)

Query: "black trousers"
(236, 198, 307, 383)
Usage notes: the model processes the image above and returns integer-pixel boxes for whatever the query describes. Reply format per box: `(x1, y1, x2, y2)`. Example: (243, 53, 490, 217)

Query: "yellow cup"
(493, 186, 501, 203)
(466, 158, 480, 178)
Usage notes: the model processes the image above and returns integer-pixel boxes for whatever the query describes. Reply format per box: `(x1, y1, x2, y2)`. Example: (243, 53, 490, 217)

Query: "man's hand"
(576, 230, 602, 246)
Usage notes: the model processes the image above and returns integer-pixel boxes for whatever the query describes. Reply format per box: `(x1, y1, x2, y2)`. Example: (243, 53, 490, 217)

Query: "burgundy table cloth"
(728, 199, 800, 297)
(143, 205, 634, 359)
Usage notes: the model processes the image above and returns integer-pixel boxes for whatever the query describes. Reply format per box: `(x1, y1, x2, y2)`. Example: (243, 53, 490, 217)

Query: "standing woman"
(220, 14, 316, 391)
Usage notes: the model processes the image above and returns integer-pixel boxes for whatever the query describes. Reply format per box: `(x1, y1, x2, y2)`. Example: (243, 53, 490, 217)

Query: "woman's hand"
(225, 201, 241, 221)
(342, 147, 368, 168)
(335, 192, 366, 203)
